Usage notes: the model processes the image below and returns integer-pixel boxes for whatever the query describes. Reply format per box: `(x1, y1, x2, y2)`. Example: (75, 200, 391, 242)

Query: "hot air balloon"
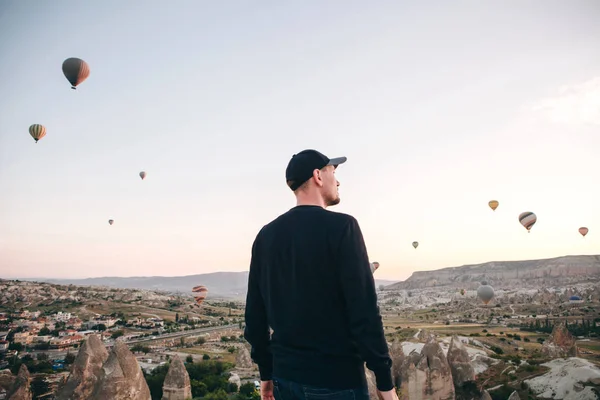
(62, 58, 90, 89)
(108, 219, 114, 225)
(370, 262, 380, 274)
(488, 200, 499, 211)
(139, 171, 146, 180)
(518, 212, 537, 233)
(477, 283, 495, 305)
(28, 124, 46, 143)
(192, 285, 208, 306)
(412, 241, 419, 249)
(460, 289, 465, 296)
(579, 227, 589, 237)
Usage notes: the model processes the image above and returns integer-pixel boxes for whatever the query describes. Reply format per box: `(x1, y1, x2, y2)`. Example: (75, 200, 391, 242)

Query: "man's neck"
(295, 196, 326, 209)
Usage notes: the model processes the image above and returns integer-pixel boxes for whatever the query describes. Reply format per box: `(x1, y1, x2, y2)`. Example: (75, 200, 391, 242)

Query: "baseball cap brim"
(327, 156, 347, 167)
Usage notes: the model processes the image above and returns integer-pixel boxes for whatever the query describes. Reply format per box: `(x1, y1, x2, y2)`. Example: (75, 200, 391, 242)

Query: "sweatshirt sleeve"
(243, 233, 273, 381)
(337, 217, 394, 391)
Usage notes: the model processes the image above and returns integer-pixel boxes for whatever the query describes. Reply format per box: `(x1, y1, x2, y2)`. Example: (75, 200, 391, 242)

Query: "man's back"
(244, 205, 393, 391)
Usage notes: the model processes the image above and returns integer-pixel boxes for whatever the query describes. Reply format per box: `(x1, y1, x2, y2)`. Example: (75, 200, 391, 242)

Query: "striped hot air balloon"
(192, 285, 208, 306)
(28, 124, 46, 143)
(519, 211, 537, 233)
(62, 58, 90, 90)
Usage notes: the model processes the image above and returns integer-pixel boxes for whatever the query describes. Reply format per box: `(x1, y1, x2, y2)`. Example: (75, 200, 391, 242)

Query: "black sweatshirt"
(243, 205, 393, 391)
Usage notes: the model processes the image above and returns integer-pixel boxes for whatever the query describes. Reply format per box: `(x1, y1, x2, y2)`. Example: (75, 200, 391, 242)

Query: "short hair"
(291, 179, 310, 193)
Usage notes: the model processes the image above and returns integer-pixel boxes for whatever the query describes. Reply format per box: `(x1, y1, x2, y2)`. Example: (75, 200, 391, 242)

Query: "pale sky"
(1, 1, 599, 281)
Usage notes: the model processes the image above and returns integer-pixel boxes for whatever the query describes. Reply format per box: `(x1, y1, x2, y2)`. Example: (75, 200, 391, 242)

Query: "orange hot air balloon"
(192, 285, 208, 306)
(579, 227, 589, 237)
(488, 200, 499, 211)
(62, 58, 90, 89)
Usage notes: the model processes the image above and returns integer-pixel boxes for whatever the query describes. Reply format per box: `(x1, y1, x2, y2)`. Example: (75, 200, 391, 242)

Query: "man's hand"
(260, 380, 275, 400)
(377, 389, 399, 400)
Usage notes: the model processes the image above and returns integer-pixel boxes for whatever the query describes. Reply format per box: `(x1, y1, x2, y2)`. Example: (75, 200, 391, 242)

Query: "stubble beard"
(325, 193, 341, 207)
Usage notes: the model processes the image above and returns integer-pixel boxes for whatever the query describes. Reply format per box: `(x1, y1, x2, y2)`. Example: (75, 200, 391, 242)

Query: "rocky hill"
(387, 255, 600, 291)
(0, 280, 182, 311)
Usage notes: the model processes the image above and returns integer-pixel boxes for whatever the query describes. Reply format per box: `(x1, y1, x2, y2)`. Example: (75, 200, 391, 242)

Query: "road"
(23, 324, 240, 360)
(125, 324, 239, 345)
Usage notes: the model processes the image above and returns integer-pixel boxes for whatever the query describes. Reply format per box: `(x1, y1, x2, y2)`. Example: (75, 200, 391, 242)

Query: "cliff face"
(387, 255, 600, 290)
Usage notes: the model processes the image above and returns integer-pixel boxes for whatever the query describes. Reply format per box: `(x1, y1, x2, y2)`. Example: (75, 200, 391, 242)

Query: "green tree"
(239, 382, 256, 397)
(30, 376, 49, 398)
(205, 388, 228, 400)
(65, 352, 76, 364)
(195, 337, 206, 345)
(186, 355, 194, 363)
(111, 330, 124, 339)
(191, 380, 208, 397)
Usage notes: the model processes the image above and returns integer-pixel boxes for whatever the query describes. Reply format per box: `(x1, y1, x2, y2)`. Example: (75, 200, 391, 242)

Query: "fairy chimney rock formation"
(161, 355, 192, 400)
(415, 329, 436, 343)
(389, 339, 405, 388)
(447, 335, 475, 386)
(235, 345, 254, 369)
(6, 364, 31, 400)
(399, 337, 455, 400)
(91, 341, 151, 400)
(0, 369, 15, 394)
(365, 368, 378, 400)
(57, 334, 109, 400)
(541, 322, 578, 358)
(366, 340, 405, 400)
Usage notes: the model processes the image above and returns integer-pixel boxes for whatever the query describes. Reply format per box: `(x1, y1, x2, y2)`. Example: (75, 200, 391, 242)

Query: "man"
(244, 149, 399, 400)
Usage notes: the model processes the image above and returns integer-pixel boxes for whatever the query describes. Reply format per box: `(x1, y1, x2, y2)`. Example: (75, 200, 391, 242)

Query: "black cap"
(285, 149, 347, 191)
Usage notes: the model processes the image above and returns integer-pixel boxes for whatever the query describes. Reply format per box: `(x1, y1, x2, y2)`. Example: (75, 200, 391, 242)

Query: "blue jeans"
(273, 376, 370, 400)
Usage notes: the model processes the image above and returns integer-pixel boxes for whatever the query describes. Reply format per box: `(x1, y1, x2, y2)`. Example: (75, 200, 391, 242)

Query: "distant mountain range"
(21, 254, 599, 299)
(387, 254, 600, 291)
(20, 271, 398, 300)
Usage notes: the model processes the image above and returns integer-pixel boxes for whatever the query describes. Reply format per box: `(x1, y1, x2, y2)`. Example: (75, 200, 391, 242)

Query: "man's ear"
(312, 169, 323, 187)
